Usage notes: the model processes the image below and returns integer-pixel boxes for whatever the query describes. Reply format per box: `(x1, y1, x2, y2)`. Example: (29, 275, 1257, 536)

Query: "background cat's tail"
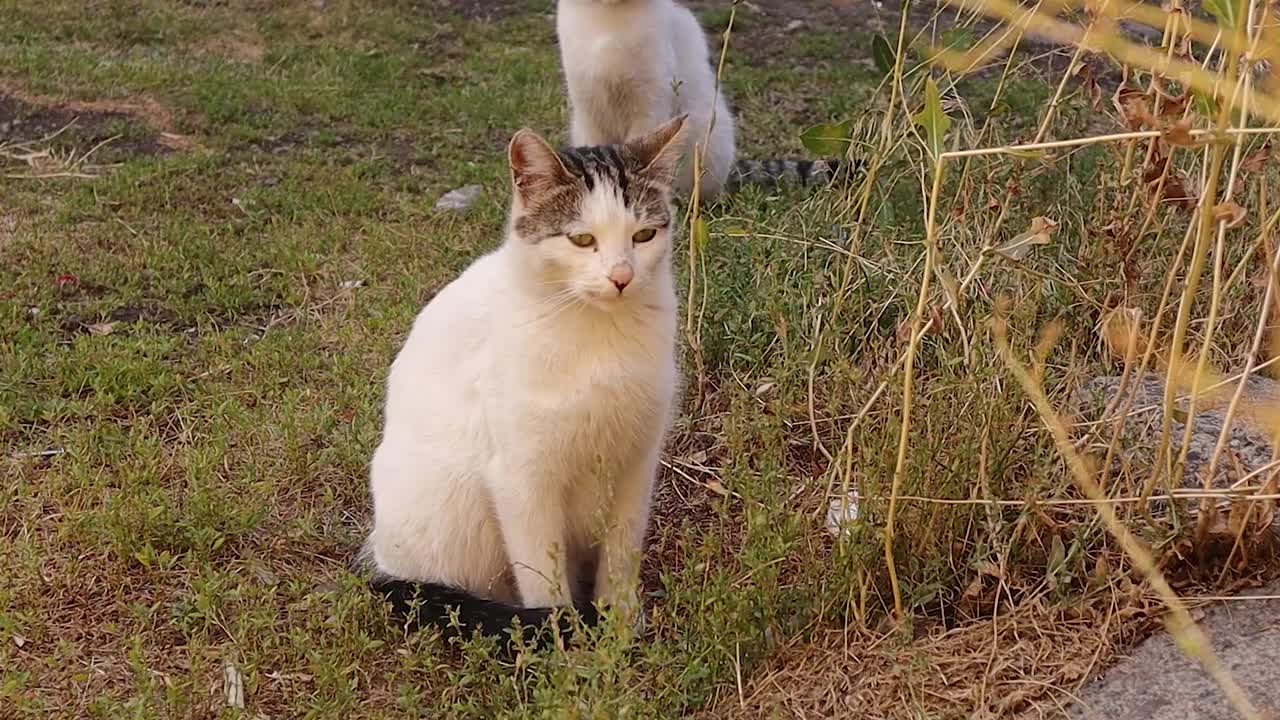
(728, 157, 864, 190)
(370, 575, 598, 650)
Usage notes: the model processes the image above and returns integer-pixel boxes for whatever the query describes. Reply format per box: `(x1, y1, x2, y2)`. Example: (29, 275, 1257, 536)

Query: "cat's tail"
(728, 157, 864, 190)
(370, 574, 599, 651)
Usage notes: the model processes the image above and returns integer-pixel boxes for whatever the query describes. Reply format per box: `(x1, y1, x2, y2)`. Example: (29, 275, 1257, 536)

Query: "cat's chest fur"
(486, 310, 676, 470)
(559, 4, 674, 86)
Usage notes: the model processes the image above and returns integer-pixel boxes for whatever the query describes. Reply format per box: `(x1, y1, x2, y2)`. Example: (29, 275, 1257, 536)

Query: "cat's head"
(504, 115, 687, 308)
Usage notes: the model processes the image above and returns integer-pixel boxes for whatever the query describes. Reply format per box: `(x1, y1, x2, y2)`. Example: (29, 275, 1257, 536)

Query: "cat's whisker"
(524, 293, 584, 327)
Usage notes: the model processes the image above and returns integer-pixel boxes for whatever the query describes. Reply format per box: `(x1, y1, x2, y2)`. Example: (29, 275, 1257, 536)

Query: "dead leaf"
(1143, 149, 1170, 183)
(926, 306, 945, 336)
(12, 634, 26, 648)
(1242, 144, 1272, 173)
(1162, 117, 1202, 146)
(704, 479, 730, 497)
(1093, 554, 1110, 582)
(86, 322, 116, 336)
(994, 216, 1059, 260)
(158, 132, 194, 151)
(961, 575, 986, 600)
(1088, 75, 1103, 111)
(1158, 92, 1191, 118)
(1114, 86, 1153, 130)
(1212, 200, 1247, 228)
(1075, 62, 1103, 110)
(1100, 307, 1145, 362)
(894, 309, 942, 344)
(1158, 171, 1198, 211)
(975, 560, 1006, 579)
(1227, 494, 1254, 535)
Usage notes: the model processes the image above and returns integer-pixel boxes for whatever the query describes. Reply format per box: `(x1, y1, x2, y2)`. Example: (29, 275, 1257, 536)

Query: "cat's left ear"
(629, 114, 689, 186)
(508, 129, 572, 201)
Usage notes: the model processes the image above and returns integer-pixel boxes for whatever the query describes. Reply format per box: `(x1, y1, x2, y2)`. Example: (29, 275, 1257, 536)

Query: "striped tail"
(371, 574, 600, 653)
(729, 157, 853, 190)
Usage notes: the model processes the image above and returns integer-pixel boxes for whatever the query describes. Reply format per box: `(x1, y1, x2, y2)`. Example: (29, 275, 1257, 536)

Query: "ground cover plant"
(2, 0, 1278, 717)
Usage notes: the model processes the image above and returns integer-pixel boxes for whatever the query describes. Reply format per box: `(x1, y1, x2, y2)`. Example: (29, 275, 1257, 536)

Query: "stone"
(435, 184, 482, 211)
(1073, 372, 1278, 490)
(1066, 580, 1280, 720)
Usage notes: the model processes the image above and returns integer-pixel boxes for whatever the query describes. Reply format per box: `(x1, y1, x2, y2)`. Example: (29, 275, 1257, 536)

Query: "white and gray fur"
(556, 0, 848, 202)
(364, 117, 688, 648)
(557, 0, 736, 201)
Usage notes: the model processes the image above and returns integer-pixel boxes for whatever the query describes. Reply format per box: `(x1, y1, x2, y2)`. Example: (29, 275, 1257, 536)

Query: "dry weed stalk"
(935, 0, 1280, 122)
(872, 122, 1278, 622)
(993, 311, 1263, 720)
(858, 0, 1280, 706)
(883, 121, 947, 621)
(681, 0, 738, 412)
(0, 120, 121, 179)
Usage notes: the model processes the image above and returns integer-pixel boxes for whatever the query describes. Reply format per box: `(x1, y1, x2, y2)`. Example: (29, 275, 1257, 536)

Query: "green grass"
(3, 0, 1277, 717)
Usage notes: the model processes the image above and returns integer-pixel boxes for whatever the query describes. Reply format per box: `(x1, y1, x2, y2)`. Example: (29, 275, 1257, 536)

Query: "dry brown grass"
(691, 0, 1280, 716)
(0, 124, 122, 179)
(708, 588, 1145, 719)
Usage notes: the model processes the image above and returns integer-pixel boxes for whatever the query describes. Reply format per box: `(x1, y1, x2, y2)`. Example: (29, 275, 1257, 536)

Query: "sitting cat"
(556, 0, 847, 202)
(557, 0, 737, 201)
(364, 116, 688, 649)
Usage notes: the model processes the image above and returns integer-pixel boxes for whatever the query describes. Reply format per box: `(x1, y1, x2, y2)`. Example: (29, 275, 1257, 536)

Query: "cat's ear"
(629, 114, 689, 186)
(508, 129, 571, 200)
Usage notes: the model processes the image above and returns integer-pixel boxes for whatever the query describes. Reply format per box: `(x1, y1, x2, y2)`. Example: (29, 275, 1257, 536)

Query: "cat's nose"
(608, 262, 634, 292)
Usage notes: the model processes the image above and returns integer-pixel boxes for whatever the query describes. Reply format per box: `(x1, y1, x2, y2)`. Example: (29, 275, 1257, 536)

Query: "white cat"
(364, 116, 687, 647)
(556, 0, 736, 202)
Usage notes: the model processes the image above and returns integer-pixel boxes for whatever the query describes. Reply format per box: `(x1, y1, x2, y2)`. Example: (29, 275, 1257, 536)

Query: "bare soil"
(0, 90, 192, 158)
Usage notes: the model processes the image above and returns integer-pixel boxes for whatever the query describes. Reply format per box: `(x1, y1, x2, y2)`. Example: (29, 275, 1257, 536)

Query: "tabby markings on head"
(514, 143, 672, 243)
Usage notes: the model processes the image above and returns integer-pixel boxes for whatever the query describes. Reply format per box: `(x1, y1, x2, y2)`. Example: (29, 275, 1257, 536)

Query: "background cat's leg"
(569, 108, 613, 147)
(493, 485, 575, 608)
(594, 448, 660, 621)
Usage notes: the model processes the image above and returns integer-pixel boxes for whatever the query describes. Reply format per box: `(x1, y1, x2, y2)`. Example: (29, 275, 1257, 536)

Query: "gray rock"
(1116, 19, 1165, 47)
(1067, 580, 1280, 720)
(434, 184, 482, 211)
(1073, 372, 1278, 490)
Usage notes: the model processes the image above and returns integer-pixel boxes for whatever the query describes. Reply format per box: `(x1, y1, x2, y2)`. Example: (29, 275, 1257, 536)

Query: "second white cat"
(557, 0, 737, 202)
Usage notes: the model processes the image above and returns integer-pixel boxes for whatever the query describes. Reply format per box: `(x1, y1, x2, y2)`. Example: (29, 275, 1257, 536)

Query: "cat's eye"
(568, 233, 596, 248)
(632, 228, 657, 244)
